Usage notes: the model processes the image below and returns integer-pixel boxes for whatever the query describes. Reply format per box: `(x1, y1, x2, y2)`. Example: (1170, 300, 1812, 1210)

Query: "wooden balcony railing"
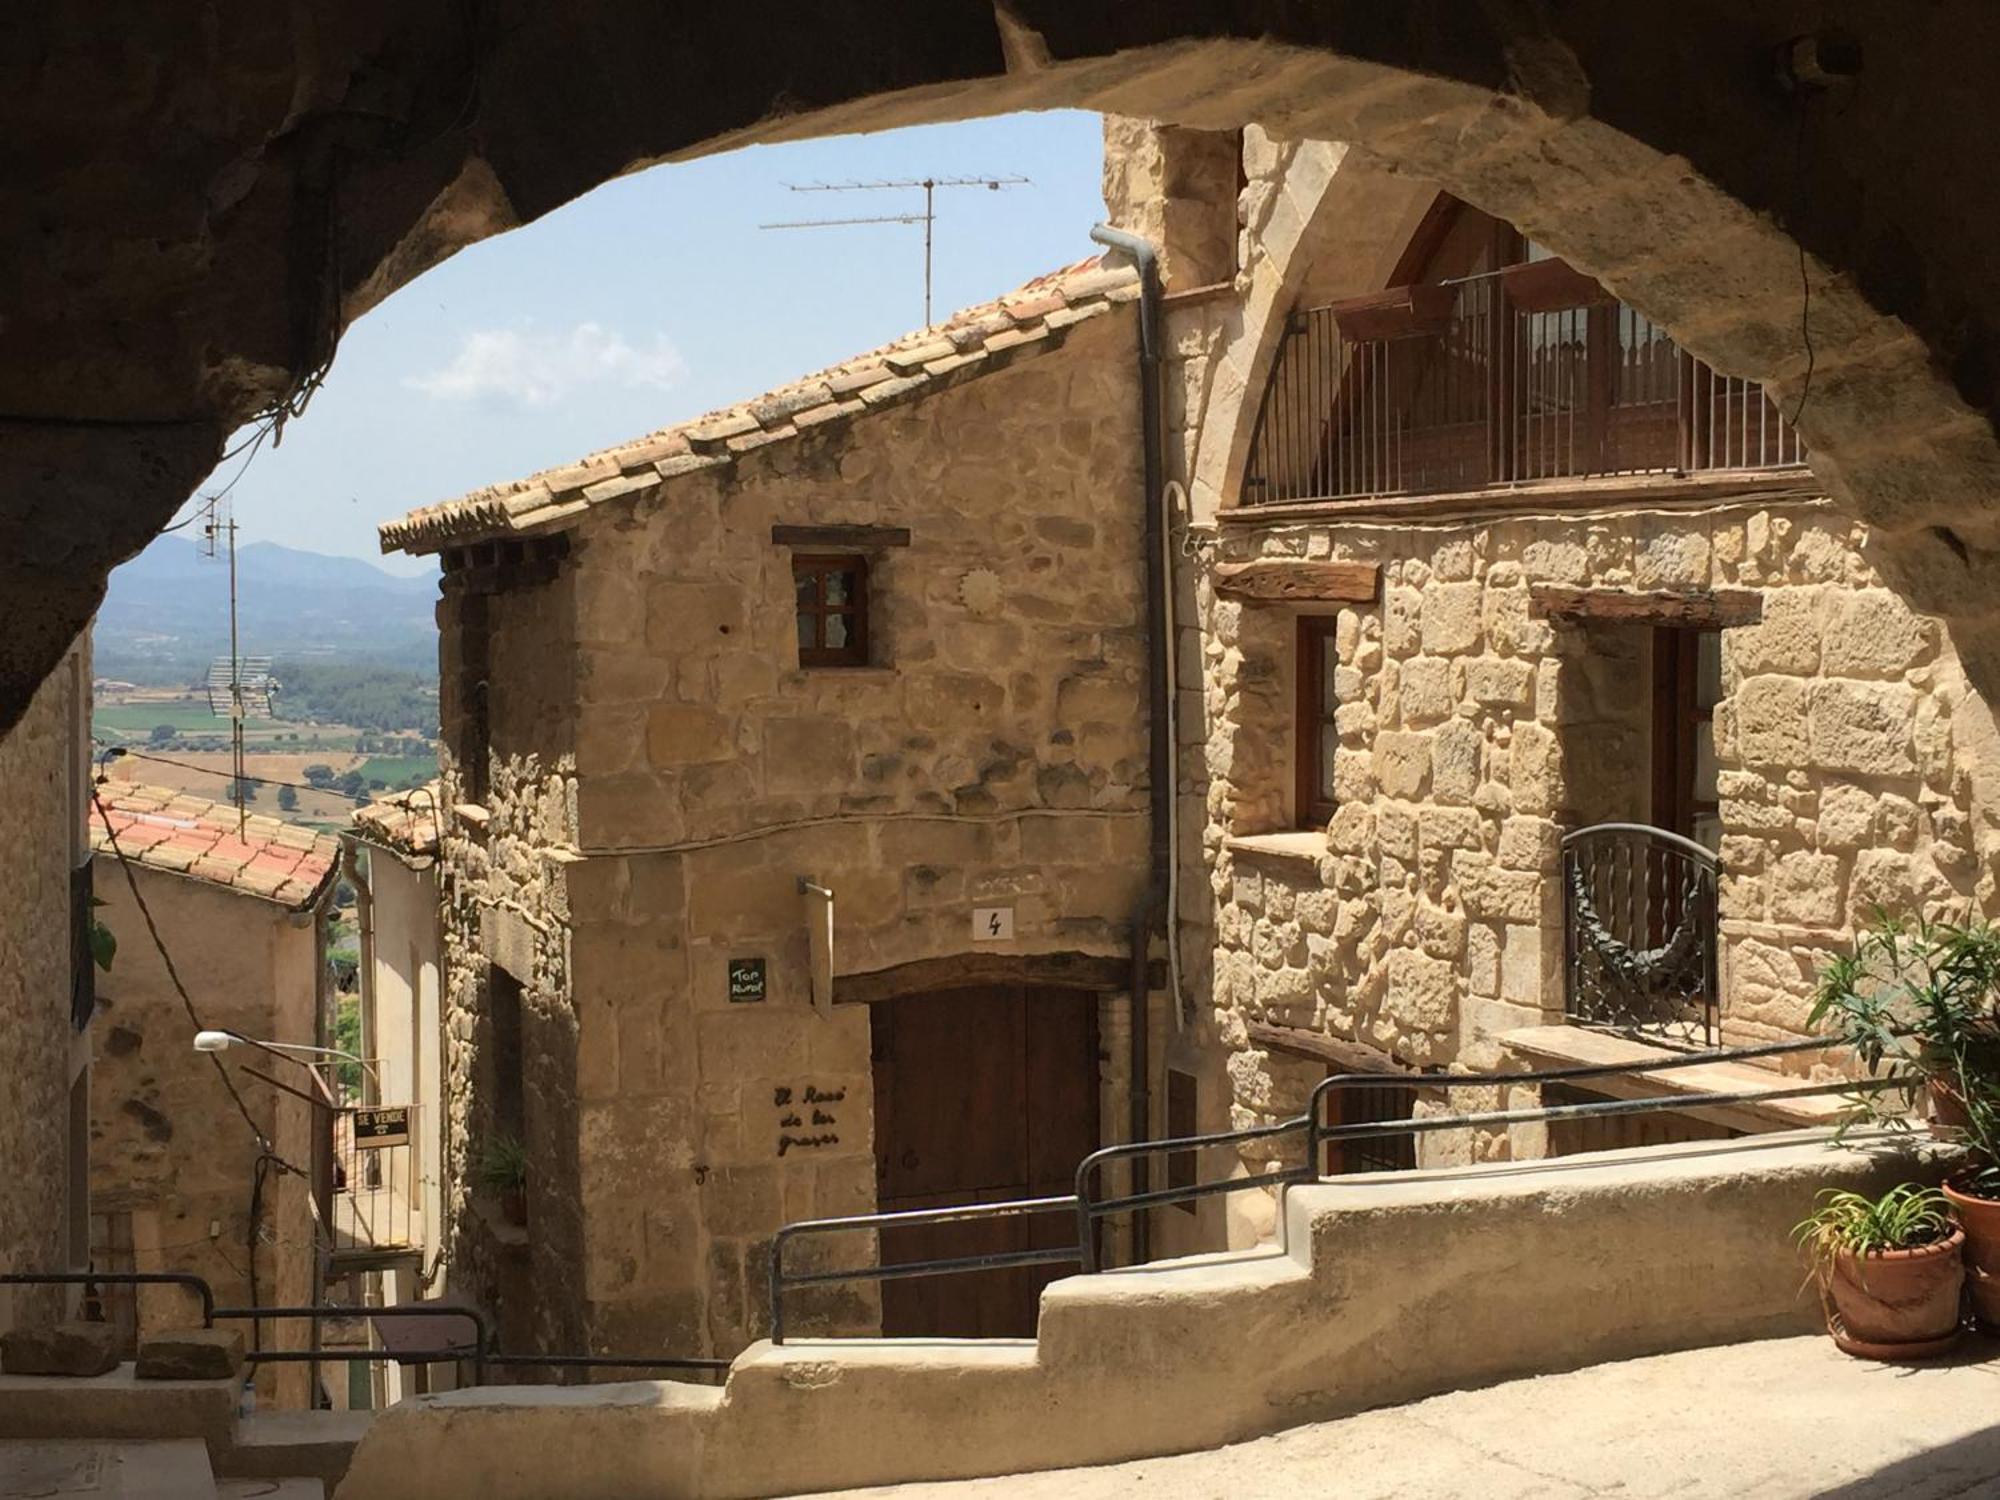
(1243, 263, 1804, 506)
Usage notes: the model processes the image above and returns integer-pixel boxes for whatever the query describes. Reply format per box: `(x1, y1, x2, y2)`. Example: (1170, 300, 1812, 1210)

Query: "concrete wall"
(0, 639, 89, 1328)
(362, 846, 446, 1403)
(367, 850, 444, 1279)
(89, 868, 323, 1404)
(335, 1130, 1937, 1500)
(429, 309, 1154, 1361)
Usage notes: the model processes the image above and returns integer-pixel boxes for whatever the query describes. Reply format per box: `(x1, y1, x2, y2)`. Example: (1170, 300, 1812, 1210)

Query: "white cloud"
(405, 321, 687, 406)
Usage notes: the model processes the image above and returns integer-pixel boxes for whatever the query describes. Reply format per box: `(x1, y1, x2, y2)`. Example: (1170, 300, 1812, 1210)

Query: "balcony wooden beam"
(1529, 585, 1764, 627)
(1246, 1021, 1412, 1077)
(1213, 559, 1381, 604)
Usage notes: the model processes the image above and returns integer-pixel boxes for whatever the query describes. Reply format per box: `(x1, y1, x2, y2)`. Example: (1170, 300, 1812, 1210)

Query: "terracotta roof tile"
(350, 783, 442, 859)
(91, 782, 340, 909)
(380, 255, 1139, 555)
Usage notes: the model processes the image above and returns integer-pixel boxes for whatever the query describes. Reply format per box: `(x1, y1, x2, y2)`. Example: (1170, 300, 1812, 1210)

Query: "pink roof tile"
(90, 781, 339, 910)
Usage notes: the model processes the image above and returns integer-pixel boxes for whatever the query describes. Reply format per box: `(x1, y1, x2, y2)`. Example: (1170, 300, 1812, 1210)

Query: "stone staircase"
(0, 1366, 368, 1499)
(0, 1436, 325, 1498)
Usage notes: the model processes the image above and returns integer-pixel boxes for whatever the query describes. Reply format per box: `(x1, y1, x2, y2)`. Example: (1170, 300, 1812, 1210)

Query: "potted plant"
(1793, 1184, 1964, 1358)
(478, 1133, 529, 1227)
(1809, 911, 2000, 1324)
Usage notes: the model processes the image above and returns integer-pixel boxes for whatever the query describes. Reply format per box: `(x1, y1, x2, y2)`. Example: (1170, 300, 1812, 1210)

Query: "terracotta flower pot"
(1928, 1076, 1971, 1139)
(1942, 1173, 2000, 1326)
(1825, 1227, 1964, 1359)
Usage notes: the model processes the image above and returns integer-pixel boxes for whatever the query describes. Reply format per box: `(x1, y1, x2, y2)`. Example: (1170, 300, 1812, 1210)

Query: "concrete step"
(0, 1367, 237, 1453)
(217, 1410, 371, 1493)
(0, 1437, 215, 1498)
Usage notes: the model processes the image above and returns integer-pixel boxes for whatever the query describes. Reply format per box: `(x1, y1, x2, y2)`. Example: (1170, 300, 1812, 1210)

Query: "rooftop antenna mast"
(196, 497, 276, 835)
(761, 175, 1029, 327)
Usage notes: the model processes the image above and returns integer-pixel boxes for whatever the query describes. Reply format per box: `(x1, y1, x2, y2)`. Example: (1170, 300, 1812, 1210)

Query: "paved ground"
(809, 1334, 2000, 1499)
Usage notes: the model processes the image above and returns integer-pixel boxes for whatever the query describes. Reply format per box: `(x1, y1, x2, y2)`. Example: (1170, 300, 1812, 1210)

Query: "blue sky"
(190, 110, 1108, 574)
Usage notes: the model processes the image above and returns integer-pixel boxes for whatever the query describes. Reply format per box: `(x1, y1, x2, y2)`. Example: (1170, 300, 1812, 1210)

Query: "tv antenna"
(195, 496, 278, 835)
(761, 175, 1029, 327)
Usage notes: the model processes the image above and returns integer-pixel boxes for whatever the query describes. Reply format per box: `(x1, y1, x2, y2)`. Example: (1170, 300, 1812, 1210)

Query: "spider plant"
(476, 1132, 528, 1193)
(1793, 1184, 1956, 1277)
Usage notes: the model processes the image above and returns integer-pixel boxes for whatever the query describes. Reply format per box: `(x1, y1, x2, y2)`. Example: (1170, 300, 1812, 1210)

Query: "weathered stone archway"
(7, 4, 1999, 728)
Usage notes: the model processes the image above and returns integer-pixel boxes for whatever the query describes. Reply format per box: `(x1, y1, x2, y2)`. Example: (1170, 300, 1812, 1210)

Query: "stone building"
(379, 260, 1165, 1360)
(86, 781, 337, 1404)
(1103, 124, 2000, 1238)
(0, 638, 95, 1334)
(342, 785, 451, 1404)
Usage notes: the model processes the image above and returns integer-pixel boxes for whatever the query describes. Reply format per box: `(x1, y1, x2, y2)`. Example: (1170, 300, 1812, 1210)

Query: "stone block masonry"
(422, 308, 1151, 1362)
(1198, 500, 2000, 1173)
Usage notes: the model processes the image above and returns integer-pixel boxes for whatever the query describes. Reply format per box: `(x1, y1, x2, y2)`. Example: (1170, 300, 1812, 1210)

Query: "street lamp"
(193, 1029, 379, 1089)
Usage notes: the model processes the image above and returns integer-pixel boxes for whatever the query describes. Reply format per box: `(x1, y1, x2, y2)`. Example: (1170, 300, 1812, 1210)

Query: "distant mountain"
(94, 536, 441, 680)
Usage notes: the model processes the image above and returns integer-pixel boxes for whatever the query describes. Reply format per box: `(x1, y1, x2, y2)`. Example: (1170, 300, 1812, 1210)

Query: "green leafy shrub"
(1810, 910, 2000, 1193)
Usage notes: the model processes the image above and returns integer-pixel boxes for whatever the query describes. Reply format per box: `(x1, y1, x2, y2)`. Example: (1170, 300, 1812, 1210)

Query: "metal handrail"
(212, 1302, 489, 1385)
(769, 1194, 1081, 1345)
(0, 1271, 215, 1326)
(0, 1274, 725, 1388)
(770, 1031, 1884, 1340)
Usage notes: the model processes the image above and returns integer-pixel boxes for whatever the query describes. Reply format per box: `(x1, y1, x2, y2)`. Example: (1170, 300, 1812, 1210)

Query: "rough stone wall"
(430, 310, 1148, 1359)
(88, 871, 321, 1403)
(433, 562, 588, 1363)
(1199, 500, 2000, 1170)
(0, 641, 86, 1327)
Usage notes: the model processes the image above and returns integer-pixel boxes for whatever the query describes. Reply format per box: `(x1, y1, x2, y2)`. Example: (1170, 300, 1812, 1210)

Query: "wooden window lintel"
(772, 524, 911, 549)
(1246, 1021, 1412, 1077)
(1528, 585, 1763, 628)
(1216, 559, 1381, 604)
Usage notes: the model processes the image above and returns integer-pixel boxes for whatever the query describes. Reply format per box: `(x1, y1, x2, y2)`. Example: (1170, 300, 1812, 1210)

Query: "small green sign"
(727, 957, 767, 1004)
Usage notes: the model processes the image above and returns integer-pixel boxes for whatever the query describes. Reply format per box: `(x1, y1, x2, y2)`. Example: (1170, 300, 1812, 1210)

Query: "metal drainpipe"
(1091, 223, 1168, 1265)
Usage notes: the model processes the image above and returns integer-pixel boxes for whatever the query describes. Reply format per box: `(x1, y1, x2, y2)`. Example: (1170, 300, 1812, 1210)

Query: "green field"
(94, 701, 229, 736)
(355, 753, 438, 790)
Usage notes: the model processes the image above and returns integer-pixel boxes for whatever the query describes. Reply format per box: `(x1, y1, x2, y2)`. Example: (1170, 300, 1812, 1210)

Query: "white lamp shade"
(192, 1029, 235, 1053)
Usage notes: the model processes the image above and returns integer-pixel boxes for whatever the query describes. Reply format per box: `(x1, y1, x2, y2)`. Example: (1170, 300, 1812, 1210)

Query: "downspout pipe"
(1092, 222, 1168, 1265)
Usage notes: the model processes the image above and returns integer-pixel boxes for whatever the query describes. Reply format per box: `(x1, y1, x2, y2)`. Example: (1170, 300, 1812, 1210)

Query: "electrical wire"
(1787, 97, 1818, 427)
(91, 781, 275, 1154)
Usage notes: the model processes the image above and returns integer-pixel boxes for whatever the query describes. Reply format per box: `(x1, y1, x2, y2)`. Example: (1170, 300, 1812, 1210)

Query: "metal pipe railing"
(1243, 287, 1803, 507)
(212, 1302, 488, 1386)
(0, 1270, 215, 1327)
(769, 1195, 1081, 1345)
(769, 1031, 1885, 1342)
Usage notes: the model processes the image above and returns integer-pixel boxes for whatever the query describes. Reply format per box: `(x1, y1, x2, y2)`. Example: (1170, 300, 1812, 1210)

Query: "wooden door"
(870, 985, 1099, 1337)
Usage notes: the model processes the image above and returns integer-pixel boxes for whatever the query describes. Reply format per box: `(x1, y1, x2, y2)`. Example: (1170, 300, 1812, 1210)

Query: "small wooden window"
(1295, 617, 1340, 829)
(1319, 1073, 1418, 1175)
(794, 555, 870, 668)
(1651, 627, 1722, 850)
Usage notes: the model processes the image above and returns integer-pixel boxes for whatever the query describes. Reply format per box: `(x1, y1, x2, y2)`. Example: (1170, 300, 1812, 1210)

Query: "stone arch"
(1182, 139, 1441, 523)
(9, 10, 2000, 724)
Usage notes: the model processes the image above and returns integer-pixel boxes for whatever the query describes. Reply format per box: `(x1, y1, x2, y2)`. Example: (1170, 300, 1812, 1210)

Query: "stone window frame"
(792, 553, 871, 669)
(1295, 615, 1340, 829)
